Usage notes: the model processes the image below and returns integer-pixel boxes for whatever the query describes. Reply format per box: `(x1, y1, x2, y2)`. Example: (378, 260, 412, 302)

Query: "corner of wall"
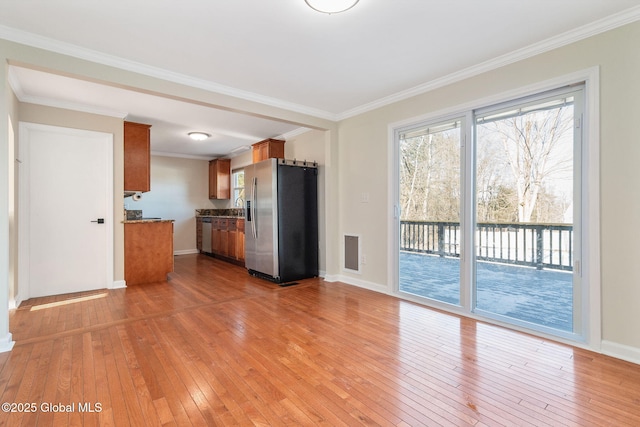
(112, 280, 127, 289)
(0, 333, 15, 353)
(601, 340, 640, 366)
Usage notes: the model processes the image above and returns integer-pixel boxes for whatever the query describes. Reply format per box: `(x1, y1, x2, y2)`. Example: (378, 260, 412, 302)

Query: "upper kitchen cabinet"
(209, 158, 231, 199)
(124, 121, 151, 193)
(252, 138, 285, 163)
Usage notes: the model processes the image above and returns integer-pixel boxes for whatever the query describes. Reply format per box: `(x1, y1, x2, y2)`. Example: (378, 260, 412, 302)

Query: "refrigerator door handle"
(251, 176, 258, 239)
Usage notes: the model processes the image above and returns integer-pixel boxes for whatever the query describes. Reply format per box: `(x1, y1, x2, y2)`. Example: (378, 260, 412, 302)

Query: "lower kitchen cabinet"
(125, 220, 174, 285)
(211, 218, 221, 254)
(227, 222, 236, 259)
(236, 219, 245, 261)
(198, 216, 245, 264)
(196, 217, 203, 251)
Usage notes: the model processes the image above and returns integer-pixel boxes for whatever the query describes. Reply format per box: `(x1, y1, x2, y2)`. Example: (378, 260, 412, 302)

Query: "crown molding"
(337, 5, 640, 120)
(0, 25, 339, 121)
(151, 150, 252, 160)
(151, 151, 216, 161)
(278, 127, 312, 140)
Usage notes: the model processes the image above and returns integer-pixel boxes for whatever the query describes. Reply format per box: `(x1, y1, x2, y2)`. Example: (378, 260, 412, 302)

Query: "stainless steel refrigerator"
(244, 158, 319, 283)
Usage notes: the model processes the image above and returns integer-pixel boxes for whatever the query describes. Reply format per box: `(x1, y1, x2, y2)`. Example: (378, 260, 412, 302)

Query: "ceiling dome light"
(305, 0, 359, 14)
(188, 132, 210, 141)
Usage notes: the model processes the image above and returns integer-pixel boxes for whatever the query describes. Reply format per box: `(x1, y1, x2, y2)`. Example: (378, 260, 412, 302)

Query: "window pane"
(474, 94, 575, 332)
(232, 169, 245, 208)
(399, 120, 461, 305)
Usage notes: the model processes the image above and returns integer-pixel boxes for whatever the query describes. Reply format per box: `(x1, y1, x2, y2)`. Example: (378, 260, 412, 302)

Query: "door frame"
(471, 84, 585, 337)
(388, 67, 601, 349)
(17, 122, 114, 304)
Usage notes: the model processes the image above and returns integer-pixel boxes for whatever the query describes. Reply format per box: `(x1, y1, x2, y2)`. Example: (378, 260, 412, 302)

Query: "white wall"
(129, 155, 215, 254)
(0, 59, 13, 350)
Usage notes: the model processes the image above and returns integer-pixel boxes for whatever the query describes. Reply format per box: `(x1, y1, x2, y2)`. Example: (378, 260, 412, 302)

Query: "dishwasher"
(201, 217, 212, 253)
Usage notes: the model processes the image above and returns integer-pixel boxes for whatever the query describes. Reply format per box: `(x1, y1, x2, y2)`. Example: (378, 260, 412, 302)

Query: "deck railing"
(400, 220, 573, 271)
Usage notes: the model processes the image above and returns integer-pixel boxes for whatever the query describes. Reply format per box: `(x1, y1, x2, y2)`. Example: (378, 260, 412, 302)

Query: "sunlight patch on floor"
(30, 292, 108, 311)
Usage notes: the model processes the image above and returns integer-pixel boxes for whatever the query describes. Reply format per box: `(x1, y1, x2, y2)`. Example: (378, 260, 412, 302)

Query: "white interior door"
(20, 123, 113, 298)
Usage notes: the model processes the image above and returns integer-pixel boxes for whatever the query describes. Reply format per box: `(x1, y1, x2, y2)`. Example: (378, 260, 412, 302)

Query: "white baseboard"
(601, 340, 640, 365)
(112, 280, 127, 289)
(0, 333, 15, 353)
(174, 249, 199, 256)
(9, 293, 24, 310)
(332, 274, 390, 294)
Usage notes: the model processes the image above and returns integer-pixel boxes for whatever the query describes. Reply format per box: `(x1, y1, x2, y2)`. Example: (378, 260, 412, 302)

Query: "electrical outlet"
(361, 254, 367, 265)
(360, 192, 369, 203)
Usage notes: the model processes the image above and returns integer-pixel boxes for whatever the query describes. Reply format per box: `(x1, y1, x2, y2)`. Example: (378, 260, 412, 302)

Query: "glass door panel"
(399, 119, 462, 305)
(474, 91, 578, 332)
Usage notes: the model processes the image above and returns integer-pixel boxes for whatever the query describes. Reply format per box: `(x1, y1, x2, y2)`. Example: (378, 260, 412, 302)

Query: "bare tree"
(477, 105, 574, 223)
(400, 102, 573, 225)
(400, 129, 460, 221)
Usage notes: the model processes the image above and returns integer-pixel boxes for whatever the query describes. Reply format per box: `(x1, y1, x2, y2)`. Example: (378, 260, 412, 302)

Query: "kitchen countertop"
(196, 208, 244, 218)
(197, 215, 245, 219)
(123, 219, 175, 224)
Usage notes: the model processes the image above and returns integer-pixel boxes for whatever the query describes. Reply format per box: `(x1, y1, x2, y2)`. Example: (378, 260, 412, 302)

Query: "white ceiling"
(2, 0, 640, 158)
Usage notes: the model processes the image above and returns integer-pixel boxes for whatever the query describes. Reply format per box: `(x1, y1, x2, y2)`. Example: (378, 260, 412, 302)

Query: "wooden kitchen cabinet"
(124, 121, 151, 192)
(196, 217, 203, 251)
(236, 219, 245, 261)
(252, 139, 285, 163)
(211, 218, 221, 254)
(125, 221, 174, 285)
(227, 218, 237, 259)
(219, 218, 229, 257)
(209, 159, 231, 199)
(196, 216, 245, 264)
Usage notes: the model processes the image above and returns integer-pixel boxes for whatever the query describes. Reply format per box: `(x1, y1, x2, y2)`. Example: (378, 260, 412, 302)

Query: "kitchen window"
(232, 169, 245, 208)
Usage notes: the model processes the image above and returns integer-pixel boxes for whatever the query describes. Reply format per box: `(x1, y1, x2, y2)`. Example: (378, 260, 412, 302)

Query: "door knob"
(91, 218, 105, 224)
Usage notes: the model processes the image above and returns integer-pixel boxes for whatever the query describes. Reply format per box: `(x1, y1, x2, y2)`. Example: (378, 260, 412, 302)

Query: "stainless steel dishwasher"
(201, 217, 212, 253)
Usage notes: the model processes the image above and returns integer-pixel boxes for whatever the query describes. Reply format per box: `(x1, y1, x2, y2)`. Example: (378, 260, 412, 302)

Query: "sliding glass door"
(396, 85, 584, 336)
(398, 119, 463, 305)
(473, 87, 582, 333)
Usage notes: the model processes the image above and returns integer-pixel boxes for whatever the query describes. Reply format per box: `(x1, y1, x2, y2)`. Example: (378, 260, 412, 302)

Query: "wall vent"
(344, 234, 360, 272)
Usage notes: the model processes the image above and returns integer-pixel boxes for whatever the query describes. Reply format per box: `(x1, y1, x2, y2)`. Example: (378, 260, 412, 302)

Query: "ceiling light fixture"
(188, 132, 210, 141)
(305, 0, 359, 14)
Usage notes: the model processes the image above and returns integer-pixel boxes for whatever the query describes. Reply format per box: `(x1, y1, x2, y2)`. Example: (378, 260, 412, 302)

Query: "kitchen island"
(124, 219, 174, 285)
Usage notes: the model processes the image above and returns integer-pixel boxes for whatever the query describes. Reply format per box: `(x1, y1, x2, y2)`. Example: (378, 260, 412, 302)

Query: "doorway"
(396, 83, 588, 338)
(473, 87, 582, 332)
(18, 123, 113, 299)
(398, 118, 463, 305)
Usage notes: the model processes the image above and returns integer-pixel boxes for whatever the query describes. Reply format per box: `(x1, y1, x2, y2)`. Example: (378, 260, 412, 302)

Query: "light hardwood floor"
(2, 254, 640, 426)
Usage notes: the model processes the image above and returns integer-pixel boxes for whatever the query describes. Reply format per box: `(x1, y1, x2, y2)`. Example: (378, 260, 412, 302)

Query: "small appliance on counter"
(125, 210, 142, 220)
(244, 158, 318, 284)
